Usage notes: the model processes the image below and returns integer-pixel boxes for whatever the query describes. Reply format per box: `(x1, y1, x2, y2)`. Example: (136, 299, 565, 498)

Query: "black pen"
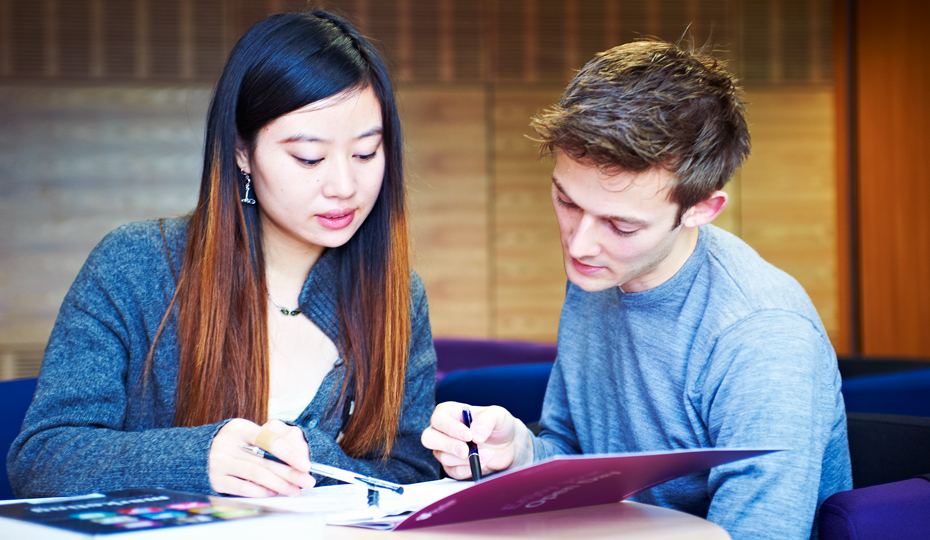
(462, 408, 482, 481)
(239, 445, 404, 494)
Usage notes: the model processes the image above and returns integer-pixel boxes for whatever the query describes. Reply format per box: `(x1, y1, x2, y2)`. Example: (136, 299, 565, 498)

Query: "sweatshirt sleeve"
(699, 310, 846, 540)
(297, 274, 441, 484)
(531, 358, 583, 461)
(7, 224, 222, 497)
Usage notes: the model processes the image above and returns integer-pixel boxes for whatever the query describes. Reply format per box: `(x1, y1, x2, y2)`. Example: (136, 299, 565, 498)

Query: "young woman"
(8, 11, 439, 498)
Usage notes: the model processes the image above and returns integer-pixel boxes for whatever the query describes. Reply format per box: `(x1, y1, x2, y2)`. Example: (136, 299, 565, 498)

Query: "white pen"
(240, 445, 404, 494)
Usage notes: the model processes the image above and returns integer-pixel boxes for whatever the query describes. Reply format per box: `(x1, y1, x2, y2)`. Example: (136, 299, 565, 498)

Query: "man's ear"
(680, 190, 728, 228)
(235, 134, 250, 174)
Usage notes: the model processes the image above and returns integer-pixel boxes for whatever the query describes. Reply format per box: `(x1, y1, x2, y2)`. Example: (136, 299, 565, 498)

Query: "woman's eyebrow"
(279, 127, 383, 145)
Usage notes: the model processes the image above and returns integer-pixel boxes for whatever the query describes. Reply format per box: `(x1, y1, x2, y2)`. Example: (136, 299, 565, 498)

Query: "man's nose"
(567, 214, 601, 260)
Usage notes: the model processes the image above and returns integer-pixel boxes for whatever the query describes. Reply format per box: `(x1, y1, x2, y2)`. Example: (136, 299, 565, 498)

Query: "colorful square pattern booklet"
(0, 488, 322, 539)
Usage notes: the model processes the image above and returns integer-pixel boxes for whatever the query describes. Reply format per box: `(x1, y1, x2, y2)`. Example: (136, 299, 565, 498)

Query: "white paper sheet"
(239, 478, 470, 525)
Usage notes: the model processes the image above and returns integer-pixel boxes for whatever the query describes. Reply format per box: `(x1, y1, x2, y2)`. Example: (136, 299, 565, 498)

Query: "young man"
(422, 40, 852, 540)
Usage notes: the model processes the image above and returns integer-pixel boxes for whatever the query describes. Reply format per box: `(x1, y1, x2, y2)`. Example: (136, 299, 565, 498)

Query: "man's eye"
(610, 223, 638, 237)
(556, 197, 578, 209)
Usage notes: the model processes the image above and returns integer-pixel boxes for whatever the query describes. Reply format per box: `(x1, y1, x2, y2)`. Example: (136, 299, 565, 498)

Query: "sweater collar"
(297, 248, 342, 344)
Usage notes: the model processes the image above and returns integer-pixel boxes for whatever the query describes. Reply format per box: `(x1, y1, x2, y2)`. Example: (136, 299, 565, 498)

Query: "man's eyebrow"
(552, 177, 569, 197)
(279, 127, 383, 145)
(551, 176, 648, 226)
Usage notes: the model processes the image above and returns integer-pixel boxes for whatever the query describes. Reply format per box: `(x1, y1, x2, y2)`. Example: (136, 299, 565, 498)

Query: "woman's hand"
(420, 402, 534, 479)
(209, 419, 316, 497)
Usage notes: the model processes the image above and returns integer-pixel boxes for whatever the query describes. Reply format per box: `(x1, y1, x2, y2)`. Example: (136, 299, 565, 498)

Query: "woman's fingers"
(209, 418, 314, 497)
(212, 474, 277, 498)
(259, 420, 312, 473)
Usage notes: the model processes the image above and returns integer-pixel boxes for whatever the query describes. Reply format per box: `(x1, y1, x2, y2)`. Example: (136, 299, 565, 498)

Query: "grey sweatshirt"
(533, 225, 852, 540)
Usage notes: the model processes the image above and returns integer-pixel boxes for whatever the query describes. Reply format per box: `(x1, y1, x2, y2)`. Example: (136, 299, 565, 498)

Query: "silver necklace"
(267, 292, 301, 316)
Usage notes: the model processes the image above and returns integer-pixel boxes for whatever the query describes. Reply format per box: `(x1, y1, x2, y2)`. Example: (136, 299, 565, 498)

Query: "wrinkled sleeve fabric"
(7, 225, 222, 497)
(531, 358, 583, 461)
(299, 275, 440, 485)
(699, 311, 836, 540)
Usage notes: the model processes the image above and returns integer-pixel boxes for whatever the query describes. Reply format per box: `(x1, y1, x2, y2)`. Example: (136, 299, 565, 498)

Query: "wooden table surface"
(326, 501, 731, 540)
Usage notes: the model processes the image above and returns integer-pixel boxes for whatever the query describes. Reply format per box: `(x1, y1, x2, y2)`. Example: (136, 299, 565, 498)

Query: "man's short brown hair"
(532, 40, 750, 220)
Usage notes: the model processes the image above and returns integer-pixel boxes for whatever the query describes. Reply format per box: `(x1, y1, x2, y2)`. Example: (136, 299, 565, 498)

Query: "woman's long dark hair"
(150, 11, 410, 458)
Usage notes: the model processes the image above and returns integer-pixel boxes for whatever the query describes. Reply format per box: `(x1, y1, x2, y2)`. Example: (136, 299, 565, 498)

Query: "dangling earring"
(240, 169, 256, 205)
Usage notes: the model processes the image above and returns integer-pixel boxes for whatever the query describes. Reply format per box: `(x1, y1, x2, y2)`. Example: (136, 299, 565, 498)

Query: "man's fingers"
(430, 446, 471, 468)
(421, 426, 469, 459)
(471, 406, 513, 444)
(438, 460, 475, 480)
(430, 401, 475, 441)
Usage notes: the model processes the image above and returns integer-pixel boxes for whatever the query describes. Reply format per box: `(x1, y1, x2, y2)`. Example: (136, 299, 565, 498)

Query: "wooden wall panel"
(831, 0, 853, 356)
(740, 88, 838, 342)
(0, 0, 845, 376)
(492, 87, 566, 342)
(0, 85, 208, 346)
(856, 0, 930, 356)
(399, 86, 490, 338)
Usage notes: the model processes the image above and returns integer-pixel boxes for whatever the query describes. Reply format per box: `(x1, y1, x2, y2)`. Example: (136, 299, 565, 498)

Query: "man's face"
(551, 152, 699, 293)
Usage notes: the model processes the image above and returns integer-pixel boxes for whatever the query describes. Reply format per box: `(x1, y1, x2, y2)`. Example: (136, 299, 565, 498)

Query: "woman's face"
(236, 86, 385, 257)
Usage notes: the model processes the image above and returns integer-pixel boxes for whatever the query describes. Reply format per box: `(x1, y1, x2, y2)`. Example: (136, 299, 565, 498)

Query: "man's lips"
(571, 258, 605, 275)
(316, 209, 355, 229)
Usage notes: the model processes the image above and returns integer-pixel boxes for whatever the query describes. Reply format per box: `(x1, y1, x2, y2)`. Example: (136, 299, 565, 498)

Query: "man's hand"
(421, 401, 534, 479)
(209, 419, 316, 497)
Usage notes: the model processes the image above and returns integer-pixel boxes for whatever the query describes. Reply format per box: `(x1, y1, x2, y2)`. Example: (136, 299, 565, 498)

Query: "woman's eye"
(296, 157, 323, 166)
(357, 151, 378, 161)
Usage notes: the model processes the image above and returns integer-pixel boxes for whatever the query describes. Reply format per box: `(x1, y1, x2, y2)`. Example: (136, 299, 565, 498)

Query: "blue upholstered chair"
(0, 377, 38, 500)
(819, 476, 930, 539)
(818, 412, 930, 539)
(433, 338, 557, 425)
(841, 367, 930, 417)
(435, 363, 554, 425)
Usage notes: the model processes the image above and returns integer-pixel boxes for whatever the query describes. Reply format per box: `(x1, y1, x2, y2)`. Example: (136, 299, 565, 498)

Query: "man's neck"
(620, 226, 701, 293)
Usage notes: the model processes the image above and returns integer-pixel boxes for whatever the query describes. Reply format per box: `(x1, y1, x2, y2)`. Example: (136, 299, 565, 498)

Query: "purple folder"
(377, 448, 776, 531)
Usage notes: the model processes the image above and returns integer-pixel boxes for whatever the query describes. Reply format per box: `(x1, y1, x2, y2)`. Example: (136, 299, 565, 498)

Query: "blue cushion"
(436, 363, 554, 424)
(1, 377, 37, 500)
(819, 477, 930, 540)
(842, 368, 930, 417)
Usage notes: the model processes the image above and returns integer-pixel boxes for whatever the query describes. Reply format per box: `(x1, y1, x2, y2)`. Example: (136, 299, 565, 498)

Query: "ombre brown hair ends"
(532, 40, 751, 220)
(150, 12, 411, 458)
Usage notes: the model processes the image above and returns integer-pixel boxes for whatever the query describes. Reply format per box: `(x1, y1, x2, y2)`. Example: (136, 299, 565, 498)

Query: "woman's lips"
(572, 258, 605, 275)
(316, 209, 355, 229)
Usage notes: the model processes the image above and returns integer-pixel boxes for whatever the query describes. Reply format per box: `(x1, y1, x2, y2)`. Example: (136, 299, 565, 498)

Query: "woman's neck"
(262, 229, 325, 306)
